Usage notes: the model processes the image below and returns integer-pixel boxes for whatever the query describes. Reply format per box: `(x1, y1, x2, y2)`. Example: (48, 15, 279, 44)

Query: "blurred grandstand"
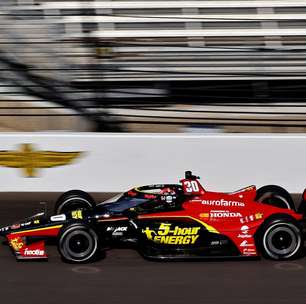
(1, 0, 306, 132)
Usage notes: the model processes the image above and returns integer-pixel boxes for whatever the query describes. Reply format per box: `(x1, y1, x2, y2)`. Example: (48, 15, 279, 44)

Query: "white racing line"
(70, 262, 305, 273)
(273, 263, 304, 271)
(71, 266, 102, 274)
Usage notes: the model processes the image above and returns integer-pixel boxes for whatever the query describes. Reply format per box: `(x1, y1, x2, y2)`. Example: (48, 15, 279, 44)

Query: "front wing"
(6, 225, 62, 260)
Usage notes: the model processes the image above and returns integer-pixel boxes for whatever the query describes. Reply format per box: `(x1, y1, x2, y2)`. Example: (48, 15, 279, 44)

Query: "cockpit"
(96, 184, 183, 215)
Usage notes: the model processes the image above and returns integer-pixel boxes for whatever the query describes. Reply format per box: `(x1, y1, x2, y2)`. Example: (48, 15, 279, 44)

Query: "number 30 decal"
(184, 180, 199, 193)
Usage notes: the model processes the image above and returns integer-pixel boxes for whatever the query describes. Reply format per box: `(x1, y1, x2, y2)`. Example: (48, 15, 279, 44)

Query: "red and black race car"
(0, 171, 304, 262)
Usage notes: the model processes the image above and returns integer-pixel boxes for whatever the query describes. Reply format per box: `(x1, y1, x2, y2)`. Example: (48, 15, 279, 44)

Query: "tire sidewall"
(58, 224, 99, 263)
(56, 195, 94, 214)
(262, 222, 302, 260)
(256, 185, 295, 210)
(259, 193, 291, 209)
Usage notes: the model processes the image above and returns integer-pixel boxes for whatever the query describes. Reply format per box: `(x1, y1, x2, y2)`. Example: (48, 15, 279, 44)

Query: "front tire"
(55, 191, 95, 214)
(260, 220, 302, 260)
(58, 224, 99, 263)
(256, 185, 295, 210)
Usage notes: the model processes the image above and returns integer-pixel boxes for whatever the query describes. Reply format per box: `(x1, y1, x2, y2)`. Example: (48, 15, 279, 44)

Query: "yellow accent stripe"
(10, 225, 63, 235)
(138, 215, 219, 234)
(134, 187, 160, 194)
(134, 187, 150, 194)
(98, 217, 128, 222)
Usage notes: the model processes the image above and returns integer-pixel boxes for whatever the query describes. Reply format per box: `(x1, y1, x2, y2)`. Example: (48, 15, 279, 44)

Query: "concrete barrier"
(0, 133, 303, 193)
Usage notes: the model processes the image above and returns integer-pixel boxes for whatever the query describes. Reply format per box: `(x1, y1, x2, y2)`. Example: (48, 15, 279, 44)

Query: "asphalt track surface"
(1, 193, 306, 304)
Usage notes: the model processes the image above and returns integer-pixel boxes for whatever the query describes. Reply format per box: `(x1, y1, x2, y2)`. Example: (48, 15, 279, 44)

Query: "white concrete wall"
(0, 133, 304, 193)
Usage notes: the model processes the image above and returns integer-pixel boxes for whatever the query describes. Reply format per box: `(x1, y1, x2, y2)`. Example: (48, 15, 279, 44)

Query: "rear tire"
(256, 185, 295, 210)
(58, 223, 99, 263)
(259, 219, 302, 260)
(54, 191, 95, 214)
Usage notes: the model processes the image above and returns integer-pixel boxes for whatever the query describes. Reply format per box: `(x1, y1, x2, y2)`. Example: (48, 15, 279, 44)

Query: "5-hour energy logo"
(142, 223, 201, 245)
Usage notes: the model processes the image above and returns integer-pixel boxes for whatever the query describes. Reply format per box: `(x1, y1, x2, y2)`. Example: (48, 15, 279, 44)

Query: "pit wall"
(0, 133, 303, 194)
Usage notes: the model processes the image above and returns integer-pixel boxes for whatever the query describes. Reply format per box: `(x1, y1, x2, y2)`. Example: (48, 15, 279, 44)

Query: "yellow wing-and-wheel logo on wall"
(0, 143, 83, 177)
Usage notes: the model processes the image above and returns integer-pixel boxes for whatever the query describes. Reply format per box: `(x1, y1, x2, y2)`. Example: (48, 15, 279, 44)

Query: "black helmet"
(159, 188, 178, 209)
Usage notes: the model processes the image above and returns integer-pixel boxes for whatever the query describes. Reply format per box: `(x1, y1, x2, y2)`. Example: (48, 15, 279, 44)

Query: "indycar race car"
(0, 171, 304, 263)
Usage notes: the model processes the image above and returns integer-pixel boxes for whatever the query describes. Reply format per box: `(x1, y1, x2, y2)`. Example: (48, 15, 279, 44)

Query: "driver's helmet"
(159, 187, 178, 208)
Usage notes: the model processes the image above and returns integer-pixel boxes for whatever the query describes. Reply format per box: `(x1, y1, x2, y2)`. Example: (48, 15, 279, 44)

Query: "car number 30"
(184, 181, 200, 193)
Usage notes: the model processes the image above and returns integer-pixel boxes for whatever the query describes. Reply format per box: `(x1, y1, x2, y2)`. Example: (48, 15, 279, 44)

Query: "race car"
(0, 171, 303, 263)
(54, 173, 296, 215)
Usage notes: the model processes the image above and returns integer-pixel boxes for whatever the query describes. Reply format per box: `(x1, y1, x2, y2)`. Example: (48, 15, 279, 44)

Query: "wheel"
(297, 189, 306, 215)
(259, 219, 303, 260)
(255, 185, 295, 210)
(58, 223, 99, 263)
(54, 191, 95, 214)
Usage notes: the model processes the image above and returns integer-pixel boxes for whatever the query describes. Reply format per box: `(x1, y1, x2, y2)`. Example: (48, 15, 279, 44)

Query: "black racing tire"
(54, 191, 95, 215)
(58, 223, 99, 263)
(255, 185, 295, 210)
(258, 218, 303, 260)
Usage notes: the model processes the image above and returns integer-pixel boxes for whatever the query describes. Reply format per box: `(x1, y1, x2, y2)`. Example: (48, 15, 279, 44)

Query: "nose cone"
(0, 225, 11, 236)
(0, 212, 46, 237)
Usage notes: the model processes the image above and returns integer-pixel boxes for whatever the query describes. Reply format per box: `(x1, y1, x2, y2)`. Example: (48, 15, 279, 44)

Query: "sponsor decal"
(144, 194, 157, 199)
(113, 227, 128, 235)
(237, 225, 252, 238)
(241, 225, 249, 234)
(51, 214, 66, 222)
(240, 240, 254, 247)
(165, 196, 173, 203)
(240, 213, 263, 224)
(142, 223, 200, 245)
(107, 226, 128, 233)
(114, 227, 127, 232)
(160, 194, 176, 203)
(200, 210, 242, 219)
(201, 199, 245, 207)
(34, 220, 40, 224)
(10, 238, 24, 251)
(71, 210, 83, 220)
(211, 240, 220, 246)
(211, 240, 229, 246)
(20, 221, 31, 227)
(128, 190, 137, 197)
(0, 143, 83, 177)
(243, 248, 257, 254)
(0, 226, 9, 232)
(23, 248, 45, 256)
(10, 224, 21, 230)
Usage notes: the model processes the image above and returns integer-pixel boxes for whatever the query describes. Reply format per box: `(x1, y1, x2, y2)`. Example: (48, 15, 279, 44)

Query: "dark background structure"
(1, 1, 306, 132)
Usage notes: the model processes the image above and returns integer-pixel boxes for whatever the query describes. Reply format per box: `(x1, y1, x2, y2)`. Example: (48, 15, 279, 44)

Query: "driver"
(133, 187, 181, 214)
(159, 188, 179, 209)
